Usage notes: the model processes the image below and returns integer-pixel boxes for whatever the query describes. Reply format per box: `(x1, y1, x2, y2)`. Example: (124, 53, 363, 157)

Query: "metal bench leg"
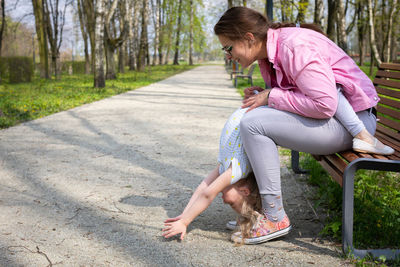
(343, 158, 400, 260)
(291, 150, 308, 174)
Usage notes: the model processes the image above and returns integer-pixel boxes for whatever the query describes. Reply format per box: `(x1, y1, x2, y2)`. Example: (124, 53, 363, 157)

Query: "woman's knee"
(240, 108, 271, 136)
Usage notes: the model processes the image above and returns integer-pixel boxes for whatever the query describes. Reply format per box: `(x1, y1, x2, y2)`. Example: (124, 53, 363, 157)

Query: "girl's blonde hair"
(235, 172, 262, 243)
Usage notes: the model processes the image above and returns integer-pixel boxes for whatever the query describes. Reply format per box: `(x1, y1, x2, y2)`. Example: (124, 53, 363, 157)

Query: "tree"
(32, 0, 49, 79)
(173, 0, 183, 65)
(44, 0, 71, 79)
(384, 0, 398, 62)
(77, 0, 90, 74)
(367, 0, 381, 65)
(94, 0, 105, 87)
(104, 0, 128, 79)
(356, 0, 368, 65)
(313, 0, 324, 26)
(137, 0, 148, 71)
(80, 0, 95, 73)
(0, 0, 5, 58)
(151, 0, 160, 65)
(188, 0, 193, 65)
(327, 0, 337, 41)
(127, 0, 139, 70)
(296, 0, 308, 23)
(157, 0, 163, 65)
(336, 0, 348, 52)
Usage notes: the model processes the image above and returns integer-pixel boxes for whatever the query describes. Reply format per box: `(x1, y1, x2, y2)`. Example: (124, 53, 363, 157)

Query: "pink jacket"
(259, 28, 379, 119)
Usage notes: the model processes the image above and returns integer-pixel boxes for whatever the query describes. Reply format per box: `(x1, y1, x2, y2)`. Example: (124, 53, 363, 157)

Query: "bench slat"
(317, 157, 343, 186)
(376, 105, 400, 120)
(339, 151, 359, 162)
(375, 86, 400, 98)
(388, 154, 400, 160)
(376, 124, 400, 140)
(373, 78, 400, 89)
(375, 131, 400, 151)
(378, 96, 400, 109)
(375, 70, 400, 80)
(378, 117, 400, 132)
(380, 63, 400, 71)
(326, 154, 348, 171)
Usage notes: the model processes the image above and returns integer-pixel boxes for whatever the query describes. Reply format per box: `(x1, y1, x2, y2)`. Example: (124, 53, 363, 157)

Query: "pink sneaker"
(231, 213, 291, 244)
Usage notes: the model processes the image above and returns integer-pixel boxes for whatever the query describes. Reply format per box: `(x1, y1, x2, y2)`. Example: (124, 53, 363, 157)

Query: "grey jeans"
(240, 106, 376, 195)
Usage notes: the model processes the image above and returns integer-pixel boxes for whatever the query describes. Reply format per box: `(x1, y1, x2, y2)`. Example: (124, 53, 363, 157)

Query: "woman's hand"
(162, 220, 187, 240)
(164, 215, 182, 223)
(243, 86, 264, 100)
(242, 89, 271, 112)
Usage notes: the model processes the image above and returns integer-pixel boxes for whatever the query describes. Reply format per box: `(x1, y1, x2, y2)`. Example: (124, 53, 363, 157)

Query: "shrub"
(0, 57, 33, 83)
(61, 61, 86, 74)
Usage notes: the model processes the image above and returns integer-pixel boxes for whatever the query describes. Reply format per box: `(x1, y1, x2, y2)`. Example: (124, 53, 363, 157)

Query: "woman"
(214, 7, 388, 244)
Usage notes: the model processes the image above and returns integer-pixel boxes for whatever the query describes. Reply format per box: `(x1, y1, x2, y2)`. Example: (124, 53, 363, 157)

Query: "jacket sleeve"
(267, 43, 338, 119)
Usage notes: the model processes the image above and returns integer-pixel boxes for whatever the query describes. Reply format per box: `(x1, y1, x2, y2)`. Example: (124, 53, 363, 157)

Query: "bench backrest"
(373, 63, 400, 150)
(247, 64, 256, 76)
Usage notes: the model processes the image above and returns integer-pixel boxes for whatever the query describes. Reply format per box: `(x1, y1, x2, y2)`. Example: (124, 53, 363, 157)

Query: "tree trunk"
(336, 0, 348, 52)
(227, 0, 233, 8)
(367, 0, 381, 65)
(173, 0, 182, 65)
(128, 0, 138, 70)
(77, 0, 90, 74)
(188, 0, 193, 65)
(385, 0, 397, 62)
(137, 0, 148, 71)
(81, 0, 95, 74)
(152, 0, 159, 65)
(118, 46, 125, 73)
(32, 0, 49, 79)
(158, 0, 163, 65)
(313, 0, 324, 26)
(357, 1, 367, 66)
(0, 0, 5, 58)
(369, 46, 375, 76)
(296, 0, 308, 23)
(327, 0, 337, 42)
(94, 0, 105, 88)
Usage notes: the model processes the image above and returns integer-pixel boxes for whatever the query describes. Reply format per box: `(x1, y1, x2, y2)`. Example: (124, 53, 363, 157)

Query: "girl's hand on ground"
(243, 86, 264, 100)
(162, 220, 187, 240)
(242, 89, 270, 112)
(164, 215, 182, 223)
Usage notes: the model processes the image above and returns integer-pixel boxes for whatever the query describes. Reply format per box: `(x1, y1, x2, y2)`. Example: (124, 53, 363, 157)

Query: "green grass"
(0, 64, 196, 128)
(233, 63, 400, 264)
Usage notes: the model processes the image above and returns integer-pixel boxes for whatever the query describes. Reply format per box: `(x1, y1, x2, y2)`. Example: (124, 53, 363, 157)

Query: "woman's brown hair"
(214, 6, 325, 41)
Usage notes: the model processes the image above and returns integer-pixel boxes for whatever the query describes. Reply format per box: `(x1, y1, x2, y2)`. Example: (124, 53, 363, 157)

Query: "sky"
(6, 0, 354, 56)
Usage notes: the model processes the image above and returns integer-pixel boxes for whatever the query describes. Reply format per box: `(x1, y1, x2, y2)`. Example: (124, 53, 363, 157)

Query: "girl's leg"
(238, 106, 376, 242)
(335, 89, 394, 154)
(335, 88, 365, 137)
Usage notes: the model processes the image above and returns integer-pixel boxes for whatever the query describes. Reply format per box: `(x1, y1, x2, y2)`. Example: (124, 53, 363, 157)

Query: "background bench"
(234, 64, 256, 88)
(291, 62, 400, 260)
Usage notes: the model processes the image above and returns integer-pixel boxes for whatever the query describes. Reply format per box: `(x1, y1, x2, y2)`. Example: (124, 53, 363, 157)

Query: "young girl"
(162, 107, 265, 241)
(214, 6, 393, 245)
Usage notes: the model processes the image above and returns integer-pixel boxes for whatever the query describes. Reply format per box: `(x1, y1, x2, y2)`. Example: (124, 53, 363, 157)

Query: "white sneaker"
(226, 220, 237, 230)
(353, 137, 395, 155)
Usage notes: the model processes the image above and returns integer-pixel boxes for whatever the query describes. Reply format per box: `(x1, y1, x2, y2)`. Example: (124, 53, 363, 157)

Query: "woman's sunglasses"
(222, 45, 233, 56)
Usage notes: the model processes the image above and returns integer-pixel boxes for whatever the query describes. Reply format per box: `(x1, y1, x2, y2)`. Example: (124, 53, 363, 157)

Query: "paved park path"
(0, 66, 351, 266)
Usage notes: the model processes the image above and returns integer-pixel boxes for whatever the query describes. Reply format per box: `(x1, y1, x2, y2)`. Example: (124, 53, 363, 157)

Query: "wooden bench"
(229, 60, 243, 80)
(291, 62, 400, 260)
(234, 64, 256, 88)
